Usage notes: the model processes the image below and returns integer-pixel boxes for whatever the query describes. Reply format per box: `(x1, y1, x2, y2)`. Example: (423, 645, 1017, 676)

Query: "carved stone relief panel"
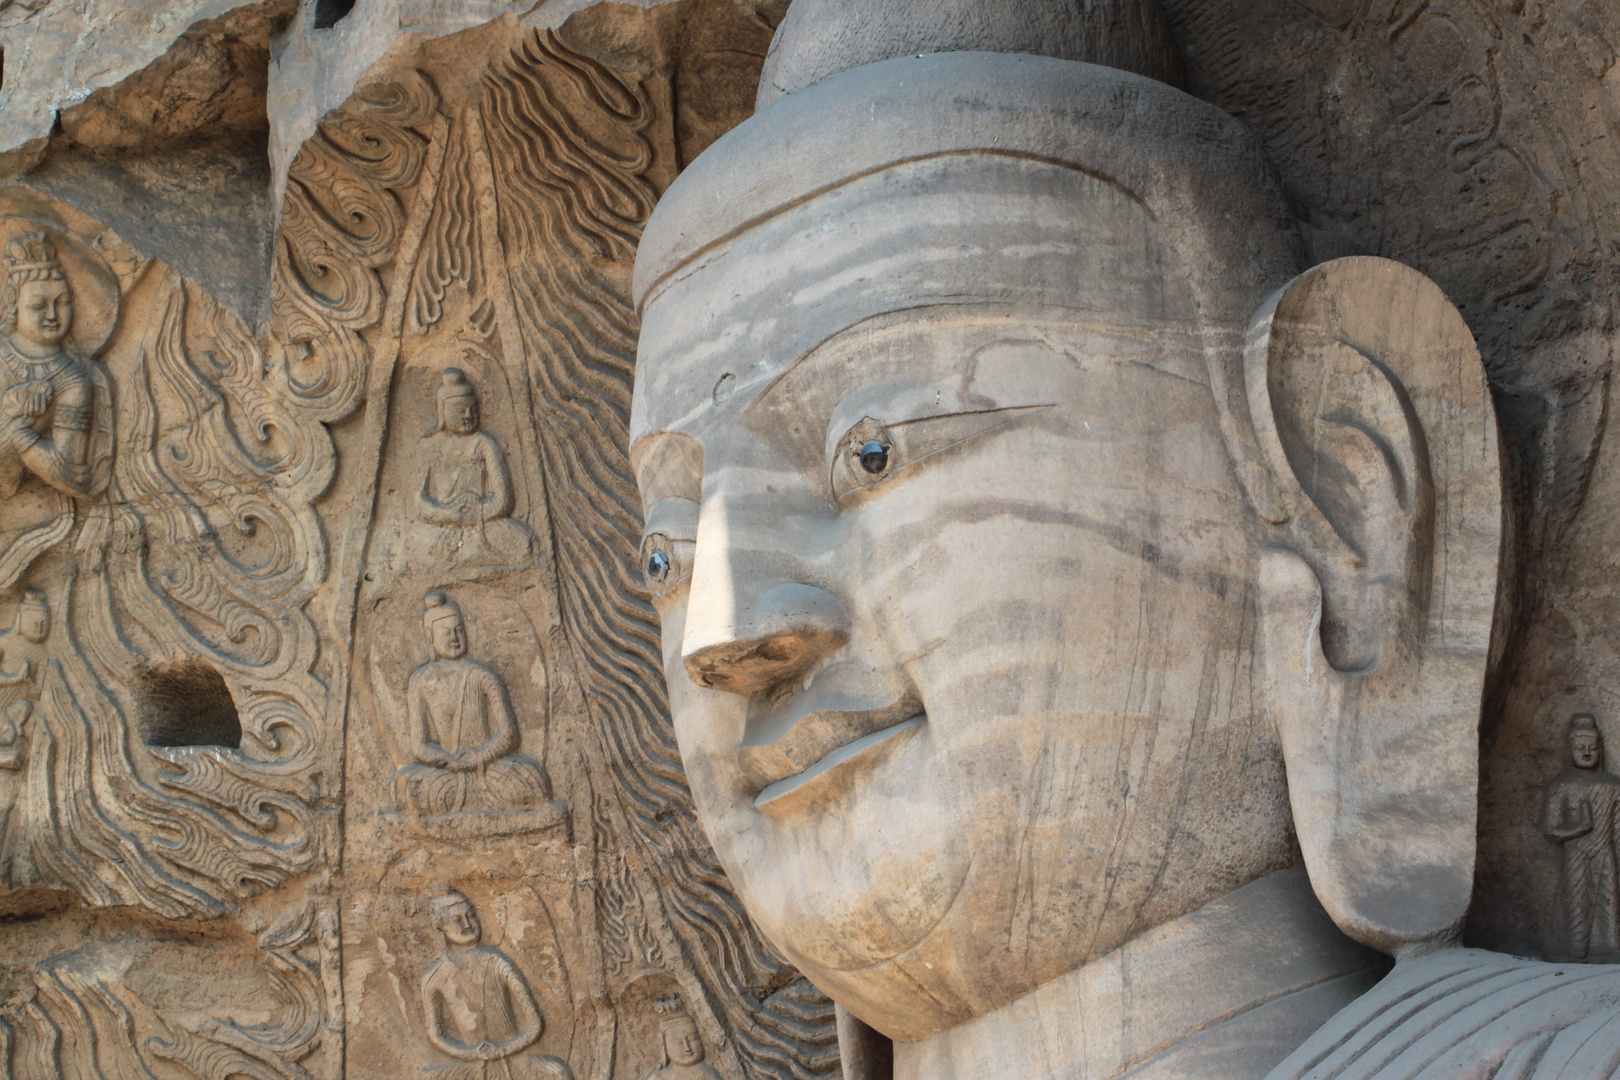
(1, 4, 837, 1080)
(336, 12, 839, 1080)
(0, 180, 349, 1079)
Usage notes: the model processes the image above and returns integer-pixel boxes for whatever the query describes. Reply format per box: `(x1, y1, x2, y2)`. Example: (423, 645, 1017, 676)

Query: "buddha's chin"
(722, 728, 974, 978)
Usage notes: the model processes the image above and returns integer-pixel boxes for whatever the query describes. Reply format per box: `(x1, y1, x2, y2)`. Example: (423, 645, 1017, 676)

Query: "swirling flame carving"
(481, 30, 839, 1080)
(12, 76, 437, 921)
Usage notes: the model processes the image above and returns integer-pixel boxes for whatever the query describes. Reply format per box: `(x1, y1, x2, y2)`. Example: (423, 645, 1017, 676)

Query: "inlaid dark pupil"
(858, 440, 890, 474)
(647, 550, 671, 582)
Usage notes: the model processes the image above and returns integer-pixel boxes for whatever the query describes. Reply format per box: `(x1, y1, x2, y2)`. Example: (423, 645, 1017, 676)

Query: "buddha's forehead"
(631, 154, 1200, 462)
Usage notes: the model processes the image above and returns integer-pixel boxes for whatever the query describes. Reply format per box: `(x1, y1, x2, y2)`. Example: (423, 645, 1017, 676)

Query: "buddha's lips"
(752, 716, 924, 810)
(737, 682, 922, 795)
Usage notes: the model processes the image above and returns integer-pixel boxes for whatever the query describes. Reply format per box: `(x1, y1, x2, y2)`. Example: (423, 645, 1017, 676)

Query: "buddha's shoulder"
(1268, 947, 1620, 1080)
(1549, 769, 1620, 792)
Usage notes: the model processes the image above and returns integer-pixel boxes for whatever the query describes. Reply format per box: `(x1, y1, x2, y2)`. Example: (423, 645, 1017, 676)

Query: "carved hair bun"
(655, 995, 693, 1030)
(423, 590, 462, 626)
(438, 367, 476, 399)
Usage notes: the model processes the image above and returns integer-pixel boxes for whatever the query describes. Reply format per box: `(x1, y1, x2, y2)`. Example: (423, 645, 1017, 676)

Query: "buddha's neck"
(4, 335, 65, 362)
(893, 866, 1388, 1080)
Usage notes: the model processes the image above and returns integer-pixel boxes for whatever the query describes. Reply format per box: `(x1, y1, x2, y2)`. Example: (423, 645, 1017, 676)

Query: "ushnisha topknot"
(423, 590, 462, 628)
(756, 0, 1183, 110)
(632, 56, 1299, 324)
(18, 589, 47, 611)
(429, 885, 472, 915)
(654, 995, 692, 1030)
(438, 367, 476, 401)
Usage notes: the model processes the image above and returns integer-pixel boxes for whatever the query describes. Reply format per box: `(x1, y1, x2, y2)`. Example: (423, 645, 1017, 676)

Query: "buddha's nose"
(683, 582, 850, 696)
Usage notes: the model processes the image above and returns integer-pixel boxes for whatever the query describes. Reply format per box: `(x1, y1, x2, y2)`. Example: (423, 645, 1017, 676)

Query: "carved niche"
(0, 7, 836, 1080)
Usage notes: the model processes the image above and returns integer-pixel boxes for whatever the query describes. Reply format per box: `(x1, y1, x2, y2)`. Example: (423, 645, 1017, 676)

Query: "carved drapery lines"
(0, 895, 334, 1080)
(480, 30, 838, 1080)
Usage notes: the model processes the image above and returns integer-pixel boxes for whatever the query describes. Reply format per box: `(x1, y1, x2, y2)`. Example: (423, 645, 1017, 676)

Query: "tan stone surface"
(0, 6, 839, 1080)
(1, 0, 294, 317)
(3, 0, 1620, 1078)
(896, 869, 1386, 1080)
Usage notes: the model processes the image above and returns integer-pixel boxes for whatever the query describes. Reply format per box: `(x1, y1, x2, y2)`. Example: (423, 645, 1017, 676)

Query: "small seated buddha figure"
(394, 591, 550, 817)
(412, 367, 533, 575)
(420, 888, 572, 1080)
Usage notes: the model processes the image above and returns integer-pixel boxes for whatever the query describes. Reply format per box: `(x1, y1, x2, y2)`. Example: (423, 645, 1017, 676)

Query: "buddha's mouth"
(738, 663, 922, 812)
(752, 716, 923, 813)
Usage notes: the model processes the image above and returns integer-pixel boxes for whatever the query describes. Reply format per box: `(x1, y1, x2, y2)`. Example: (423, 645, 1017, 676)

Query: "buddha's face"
(663, 1020, 704, 1067)
(12, 278, 72, 353)
(1572, 730, 1602, 770)
(632, 159, 1291, 1037)
(429, 615, 467, 661)
(17, 606, 47, 644)
(434, 898, 480, 946)
(442, 393, 479, 436)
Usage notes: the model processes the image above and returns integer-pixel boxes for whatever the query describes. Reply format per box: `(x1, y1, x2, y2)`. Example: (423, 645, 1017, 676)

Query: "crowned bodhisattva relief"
(645, 998, 724, 1080)
(0, 232, 114, 542)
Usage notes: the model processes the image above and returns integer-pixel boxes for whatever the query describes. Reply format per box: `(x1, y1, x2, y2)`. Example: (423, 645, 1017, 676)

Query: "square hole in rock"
(314, 0, 355, 29)
(136, 662, 242, 749)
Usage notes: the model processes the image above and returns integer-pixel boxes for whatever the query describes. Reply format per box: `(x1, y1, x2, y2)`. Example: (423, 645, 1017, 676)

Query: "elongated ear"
(1246, 257, 1502, 955)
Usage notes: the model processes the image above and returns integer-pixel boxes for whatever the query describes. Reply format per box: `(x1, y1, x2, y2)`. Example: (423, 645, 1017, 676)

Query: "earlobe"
(1245, 257, 1502, 957)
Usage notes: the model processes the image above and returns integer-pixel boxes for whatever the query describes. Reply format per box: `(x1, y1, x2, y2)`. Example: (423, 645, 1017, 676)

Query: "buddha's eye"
(640, 534, 685, 598)
(830, 416, 898, 498)
(638, 496, 699, 600)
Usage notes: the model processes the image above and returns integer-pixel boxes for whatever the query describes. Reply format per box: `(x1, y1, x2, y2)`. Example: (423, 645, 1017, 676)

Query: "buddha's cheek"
(745, 728, 977, 974)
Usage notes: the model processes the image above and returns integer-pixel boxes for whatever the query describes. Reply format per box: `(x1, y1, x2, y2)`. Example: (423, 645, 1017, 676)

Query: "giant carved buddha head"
(630, 0, 1501, 1043)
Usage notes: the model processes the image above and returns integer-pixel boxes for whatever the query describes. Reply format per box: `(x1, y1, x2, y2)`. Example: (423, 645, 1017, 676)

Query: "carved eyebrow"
(833, 404, 1052, 498)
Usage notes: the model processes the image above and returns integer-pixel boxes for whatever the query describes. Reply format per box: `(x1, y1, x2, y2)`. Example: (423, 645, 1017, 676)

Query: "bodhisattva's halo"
(0, 216, 121, 357)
